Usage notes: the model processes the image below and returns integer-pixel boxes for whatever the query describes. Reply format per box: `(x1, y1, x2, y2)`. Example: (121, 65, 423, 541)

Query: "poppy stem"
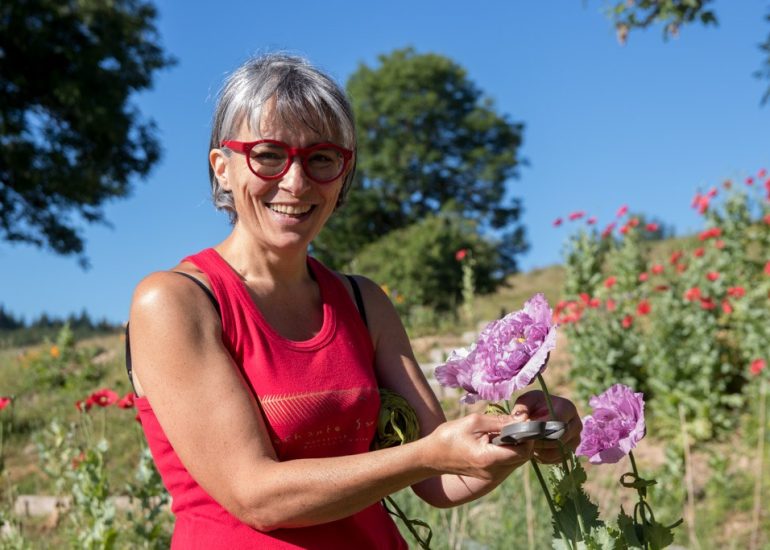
(629, 451, 650, 549)
(536, 374, 585, 540)
(530, 459, 575, 550)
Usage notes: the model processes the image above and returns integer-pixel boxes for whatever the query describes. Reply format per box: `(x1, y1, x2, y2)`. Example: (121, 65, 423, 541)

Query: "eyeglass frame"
(220, 139, 354, 184)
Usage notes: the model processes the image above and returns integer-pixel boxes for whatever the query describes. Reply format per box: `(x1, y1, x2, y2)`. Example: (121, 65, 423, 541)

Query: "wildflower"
(676, 263, 688, 274)
(751, 359, 767, 376)
(0, 397, 12, 411)
(637, 300, 651, 316)
(72, 451, 86, 470)
(721, 300, 733, 315)
(455, 249, 468, 261)
(706, 187, 718, 198)
(435, 294, 557, 403)
(50, 345, 60, 359)
(684, 287, 702, 301)
(654, 285, 670, 292)
(764, 214, 770, 225)
(604, 276, 617, 289)
(576, 384, 646, 464)
(117, 393, 136, 409)
(621, 315, 634, 329)
(579, 293, 591, 305)
(645, 223, 659, 232)
(698, 227, 722, 241)
(727, 286, 746, 298)
(700, 297, 716, 310)
(638, 272, 649, 282)
(765, 261, 770, 276)
(706, 272, 720, 282)
(616, 205, 628, 218)
(606, 299, 617, 312)
(569, 211, 586, 221)
(651, 264, 664, 275)
(601, 223, 616, 238)
(75, 399, 93, 412)
(714, 239, 725, 250)
(587, 216, 597, 225)
(628, 217, 640, 228)
(693, 248, 704, 258)
(89, 389, 119, 407)
(669, 251, 683, 264)
(746, 177, 755, 186)
(760, 168, 768, 179)
(619, 224, 630, 235)
(553, 217, 563, 227)
(588, 298, 601, 309)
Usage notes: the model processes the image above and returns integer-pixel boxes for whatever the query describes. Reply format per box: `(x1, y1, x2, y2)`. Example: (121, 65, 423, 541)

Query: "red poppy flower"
(676, 263, 688, 273)
(669, 251, 683, 264)
(706, 187, 718, 198)
(714, 240, 725, 250)
(552, 218, 563, 227)
(765, 261, 770, 276)
(654, 285, 670, 292)
(698, 227, 722, 241)
(684, 287, 702, 301)
(693, 248, 705, 258)
(75, 399, 93, 412)
(604, 276, 617, 289)
(588, 298, 601, 308)
(587, 216, 597, 225)
(727, 286, 746, 298)
(89, 389, 119, 408)
(760, 168, 768, 179)
(645, 223, 659, 232)
(621, 315, 634, 329)
(751, 358, 766, 376)
(706, 272, 720, 282)
(117, 393, 136, 409)
(700, 297, 716, 310)
(619, 224, 630, 235)
(601, 222, 616, 238)
(455, 249, 468, 261)
(616, 205, 628, 218)
(721, 300, 733, 314)
(579, 293, 591, 305)
(569, 211, 586, 221)
(0, 397, 12, 411)
(746, 177, 755, 186)
(606, 299, 617, 312)
(637, 300, 651, 316)
(628, 217, 640, 228)
(723, 180, 732, 190)
(651, 264, 664, 275)
(764, 214, 770, 225)
(638, 272, 649, 282)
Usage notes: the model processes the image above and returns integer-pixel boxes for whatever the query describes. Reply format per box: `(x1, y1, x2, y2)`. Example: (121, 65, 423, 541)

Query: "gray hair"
(209, 53, 357, 222)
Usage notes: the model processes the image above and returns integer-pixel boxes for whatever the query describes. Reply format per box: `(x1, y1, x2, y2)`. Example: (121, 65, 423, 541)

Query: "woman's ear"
(210, 148, 230, 191)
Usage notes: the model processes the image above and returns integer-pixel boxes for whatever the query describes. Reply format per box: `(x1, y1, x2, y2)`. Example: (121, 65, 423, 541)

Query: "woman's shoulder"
(130, 263, 215, 321)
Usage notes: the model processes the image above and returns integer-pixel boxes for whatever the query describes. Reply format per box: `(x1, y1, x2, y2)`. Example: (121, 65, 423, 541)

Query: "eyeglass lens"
(248, 143, 345, 182)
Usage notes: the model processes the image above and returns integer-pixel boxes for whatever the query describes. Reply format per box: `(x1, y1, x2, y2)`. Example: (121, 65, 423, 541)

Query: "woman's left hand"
(512, 391, 582, 464)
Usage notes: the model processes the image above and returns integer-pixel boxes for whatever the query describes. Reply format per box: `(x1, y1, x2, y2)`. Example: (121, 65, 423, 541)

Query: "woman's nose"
(278, 157, 311, 195)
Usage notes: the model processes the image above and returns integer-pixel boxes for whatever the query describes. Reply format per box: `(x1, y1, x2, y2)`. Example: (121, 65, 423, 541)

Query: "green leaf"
(641, 520, 676, 550)
(616, 509, 643, 548)
(549, 463, 604, 541)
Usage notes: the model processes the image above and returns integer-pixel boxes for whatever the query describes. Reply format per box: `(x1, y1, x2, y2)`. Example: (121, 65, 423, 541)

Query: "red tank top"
(135, 248, 407, 549)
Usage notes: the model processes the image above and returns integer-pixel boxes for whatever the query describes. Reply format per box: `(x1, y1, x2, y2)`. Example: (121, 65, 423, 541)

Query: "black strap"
(125, 271, 221, 393)
(345, 274, 368, 329)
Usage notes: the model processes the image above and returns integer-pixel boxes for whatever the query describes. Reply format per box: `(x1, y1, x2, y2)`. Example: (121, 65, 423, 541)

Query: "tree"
(604, 0, 770, 103)
(0, 0, 175, 265)
(314, 48, 527, 272)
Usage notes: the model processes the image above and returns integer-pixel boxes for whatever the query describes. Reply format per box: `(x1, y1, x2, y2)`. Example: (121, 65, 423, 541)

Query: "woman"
(127, 53, 581, 549)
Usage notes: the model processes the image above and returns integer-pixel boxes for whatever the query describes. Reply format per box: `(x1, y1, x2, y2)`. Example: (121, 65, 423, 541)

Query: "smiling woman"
(125, 52, 581, 549)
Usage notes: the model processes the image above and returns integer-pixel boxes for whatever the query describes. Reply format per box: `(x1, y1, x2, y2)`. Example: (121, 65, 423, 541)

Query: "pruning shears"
(492, 420, 566, 445)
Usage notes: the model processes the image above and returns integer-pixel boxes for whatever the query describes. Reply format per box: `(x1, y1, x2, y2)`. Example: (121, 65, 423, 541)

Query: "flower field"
(0, 172, 768, 548)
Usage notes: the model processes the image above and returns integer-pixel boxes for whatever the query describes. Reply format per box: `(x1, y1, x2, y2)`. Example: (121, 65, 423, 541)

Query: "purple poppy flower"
(435, 293, 558, 403)
(576, 384, 646, 464)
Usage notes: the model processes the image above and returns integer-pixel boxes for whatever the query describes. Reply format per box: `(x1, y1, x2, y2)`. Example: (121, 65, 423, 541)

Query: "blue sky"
(1, 1, 768, 324)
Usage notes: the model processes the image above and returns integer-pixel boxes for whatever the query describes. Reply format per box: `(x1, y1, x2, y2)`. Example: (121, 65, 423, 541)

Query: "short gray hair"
(209, 53, 357, 222)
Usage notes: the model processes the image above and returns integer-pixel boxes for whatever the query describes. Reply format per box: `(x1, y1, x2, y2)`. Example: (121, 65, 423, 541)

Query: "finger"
(513, 391, 550, 420)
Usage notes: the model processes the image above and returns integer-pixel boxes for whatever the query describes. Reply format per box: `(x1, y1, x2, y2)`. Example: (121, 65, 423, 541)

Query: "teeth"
(267, 203, 312, 215)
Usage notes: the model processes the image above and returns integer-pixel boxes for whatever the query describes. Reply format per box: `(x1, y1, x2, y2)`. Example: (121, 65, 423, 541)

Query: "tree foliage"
(350, 210, 502, 312)
(605, 0, 770, 103)
(0, 0, 175, 264)
(315, 48, 527, 272)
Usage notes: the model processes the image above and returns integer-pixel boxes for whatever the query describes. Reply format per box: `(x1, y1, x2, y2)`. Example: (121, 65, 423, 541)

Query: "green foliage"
(0, 0, 175, 264)
(560, 180, 770, 441)
(315, 47, 527, 272)
(350, 211, 502, 313)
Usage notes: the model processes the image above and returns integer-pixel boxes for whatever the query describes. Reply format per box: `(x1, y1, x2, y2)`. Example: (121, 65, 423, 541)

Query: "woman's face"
(211, 109, 351, 255)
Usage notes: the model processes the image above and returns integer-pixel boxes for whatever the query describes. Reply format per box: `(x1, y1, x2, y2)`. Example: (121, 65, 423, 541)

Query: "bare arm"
(129, 271, 533, 531)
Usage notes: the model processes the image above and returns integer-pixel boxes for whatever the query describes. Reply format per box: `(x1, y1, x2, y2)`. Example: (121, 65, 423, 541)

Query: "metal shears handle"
(491, 420, 566, 445)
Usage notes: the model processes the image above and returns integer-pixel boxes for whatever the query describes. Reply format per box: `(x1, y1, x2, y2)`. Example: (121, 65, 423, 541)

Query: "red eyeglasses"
(221, 139, 353, 184)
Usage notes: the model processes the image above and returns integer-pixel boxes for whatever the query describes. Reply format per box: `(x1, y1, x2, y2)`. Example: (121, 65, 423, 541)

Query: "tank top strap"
(181, 248, 238, 337)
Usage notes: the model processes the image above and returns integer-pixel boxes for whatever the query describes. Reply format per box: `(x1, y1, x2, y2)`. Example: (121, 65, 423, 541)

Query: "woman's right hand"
(424, 412, 534, 481)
